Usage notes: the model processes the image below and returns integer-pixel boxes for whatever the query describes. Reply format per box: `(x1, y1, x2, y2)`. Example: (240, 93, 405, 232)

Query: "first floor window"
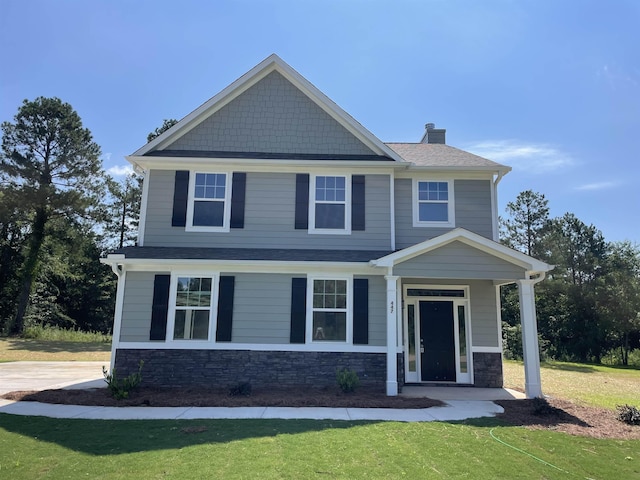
(173, 276, 212, 340)
(312, 279, 347, 341)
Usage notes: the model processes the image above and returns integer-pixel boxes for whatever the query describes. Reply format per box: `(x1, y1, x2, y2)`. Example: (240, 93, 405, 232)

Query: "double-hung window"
(309, 278, 351, 342)
(172, 276, 215, 340)
(413, 179, 455, 227)
(310, 175, 351, 233)
(187, 172, 231, 231)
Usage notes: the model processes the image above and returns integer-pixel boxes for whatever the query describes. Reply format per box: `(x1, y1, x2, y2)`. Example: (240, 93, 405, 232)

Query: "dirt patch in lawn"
(495, 398, 640, 440)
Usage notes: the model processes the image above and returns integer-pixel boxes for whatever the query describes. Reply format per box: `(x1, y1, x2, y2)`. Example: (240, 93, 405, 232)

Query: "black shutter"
(171, 170, 190, 227)
(290, 277, 307, 343)
(351, 175, 365, 231)
(149, 274, 171, 341)
(230, 173, 246, 229)
(294, 174, 309, 229)
(216, 276, 235, 342)
(353, 278, 369, 344)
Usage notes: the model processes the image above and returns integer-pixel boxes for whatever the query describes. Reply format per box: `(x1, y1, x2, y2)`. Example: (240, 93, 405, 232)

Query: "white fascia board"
(371, 228, 553, 273)
(99, 258, 383, 276)
(397, 165, 512, 176)
(394, 170, 496, 180)
(126, 155, 401, 173)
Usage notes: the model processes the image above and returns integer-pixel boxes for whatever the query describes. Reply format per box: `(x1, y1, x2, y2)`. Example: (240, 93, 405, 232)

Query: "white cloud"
(464, 140, 574, 174)
(574, 181, 618, 191)
(107, 164, 134, 176)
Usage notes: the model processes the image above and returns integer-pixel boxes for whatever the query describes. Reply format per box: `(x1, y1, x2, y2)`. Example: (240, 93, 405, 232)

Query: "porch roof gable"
(371, 228, 553, 276)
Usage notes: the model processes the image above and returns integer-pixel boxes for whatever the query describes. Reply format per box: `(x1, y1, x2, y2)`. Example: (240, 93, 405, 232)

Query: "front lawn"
(503, 359, 640, 410)
(0, 415, 638, 479)
(0, 338, 111, 362)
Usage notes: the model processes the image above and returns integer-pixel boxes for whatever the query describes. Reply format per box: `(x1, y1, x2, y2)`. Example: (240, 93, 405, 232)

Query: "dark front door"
(420, 301, 456, 382)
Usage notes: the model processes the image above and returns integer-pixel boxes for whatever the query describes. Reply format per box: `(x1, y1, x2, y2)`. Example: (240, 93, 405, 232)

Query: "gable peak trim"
(132, 55, 405, 162)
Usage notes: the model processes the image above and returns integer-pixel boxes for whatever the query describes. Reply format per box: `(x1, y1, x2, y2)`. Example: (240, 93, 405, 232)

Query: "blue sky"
(2, 0, 639, 242)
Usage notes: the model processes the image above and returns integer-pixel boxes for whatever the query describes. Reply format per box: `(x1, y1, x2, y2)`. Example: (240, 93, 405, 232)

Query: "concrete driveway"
(0, 361, 108, 395)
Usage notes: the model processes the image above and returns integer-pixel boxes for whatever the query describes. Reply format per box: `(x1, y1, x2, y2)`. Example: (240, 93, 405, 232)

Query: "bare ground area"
(2, 388, 638, 440)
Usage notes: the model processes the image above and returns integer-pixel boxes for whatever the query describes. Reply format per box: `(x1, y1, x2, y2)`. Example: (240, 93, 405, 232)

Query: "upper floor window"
(413, 179, 455, 227)
(186, 172, 231, 232)
(309, 175, 351, 234)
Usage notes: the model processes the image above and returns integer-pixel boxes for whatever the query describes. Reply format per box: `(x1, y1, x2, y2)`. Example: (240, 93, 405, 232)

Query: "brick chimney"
(420, 123, 446, 144)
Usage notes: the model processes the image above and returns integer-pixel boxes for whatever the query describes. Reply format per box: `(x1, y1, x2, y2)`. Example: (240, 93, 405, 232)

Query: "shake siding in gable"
(143, 170, 392, 250)
(166, 71, 374, 156)
(394, 178, 494, 249)
(120, 272, 157, 342)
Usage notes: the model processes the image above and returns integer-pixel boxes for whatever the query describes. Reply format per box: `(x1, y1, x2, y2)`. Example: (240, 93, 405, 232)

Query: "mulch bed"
(495, 398, 640, 440)
(1, 386, 442, 409)
(3, 388, 638, 439)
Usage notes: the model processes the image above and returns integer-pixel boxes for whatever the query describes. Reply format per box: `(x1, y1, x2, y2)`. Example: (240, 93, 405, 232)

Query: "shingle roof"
(385, 143, 509, 170)
(112, 246, 392, 263)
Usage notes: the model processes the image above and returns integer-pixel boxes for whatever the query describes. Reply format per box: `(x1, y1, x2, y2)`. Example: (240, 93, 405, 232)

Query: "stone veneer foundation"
(115, 349, 389, 389)
(472, 352, 503, 387)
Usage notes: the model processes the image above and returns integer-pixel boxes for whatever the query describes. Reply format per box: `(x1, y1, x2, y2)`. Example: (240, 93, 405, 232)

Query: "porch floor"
(400, 385, 525, 401)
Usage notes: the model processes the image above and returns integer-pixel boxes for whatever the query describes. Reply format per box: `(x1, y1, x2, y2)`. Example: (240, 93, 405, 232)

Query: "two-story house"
(102, 55, 551, 398)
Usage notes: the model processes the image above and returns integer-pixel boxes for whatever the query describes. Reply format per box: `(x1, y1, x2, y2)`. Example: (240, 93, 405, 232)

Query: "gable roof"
(132, 54, 405, 162)
(371, 228, 552, 275)
(386, 143, 511, 173)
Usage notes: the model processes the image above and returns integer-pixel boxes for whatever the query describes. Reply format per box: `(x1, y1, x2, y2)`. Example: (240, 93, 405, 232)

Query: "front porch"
(372, 229, 554, 398)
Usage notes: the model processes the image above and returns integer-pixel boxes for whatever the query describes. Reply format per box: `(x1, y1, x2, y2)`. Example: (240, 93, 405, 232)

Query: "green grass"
(0, 415, 637, 479)
(22, 325, 112, 343)
(503, 359, 640, 410)
(0, 338, 111, 362)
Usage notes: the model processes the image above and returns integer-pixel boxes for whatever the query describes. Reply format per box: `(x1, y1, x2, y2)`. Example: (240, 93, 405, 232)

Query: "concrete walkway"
(0, 398, 504, 422)
(0, 361, 514, 422)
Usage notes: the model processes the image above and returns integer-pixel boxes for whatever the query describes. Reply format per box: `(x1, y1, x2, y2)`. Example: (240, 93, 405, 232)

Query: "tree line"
(501, 191, 640, 365)
(1, 97, 638, 366)
(0, 97, 175, 335)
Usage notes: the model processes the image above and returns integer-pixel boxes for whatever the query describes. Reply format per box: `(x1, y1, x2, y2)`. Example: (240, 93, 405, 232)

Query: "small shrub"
(616, 404, 640, 426)
(336, 367, 360, 393)
(102, 361, 144, 399)
(229, 382, 252, 396)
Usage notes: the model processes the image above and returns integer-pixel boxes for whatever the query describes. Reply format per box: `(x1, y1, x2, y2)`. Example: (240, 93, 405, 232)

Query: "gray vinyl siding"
(468, 281, 499, 348)
(394, 178, 494, 249)
(120, 272, 157, 342)
(358, 275, 386, 346)
(401, 279, 499, 348)
(143, 170, 392, 250)
(166, 71, 374, 156)
(231, 273, 293, 344)
(393, 241, 526, 280)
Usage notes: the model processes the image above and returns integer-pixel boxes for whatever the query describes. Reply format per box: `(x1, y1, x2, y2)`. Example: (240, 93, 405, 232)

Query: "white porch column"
(385, 275, 399, 396)
(518, 279, 543, 398)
